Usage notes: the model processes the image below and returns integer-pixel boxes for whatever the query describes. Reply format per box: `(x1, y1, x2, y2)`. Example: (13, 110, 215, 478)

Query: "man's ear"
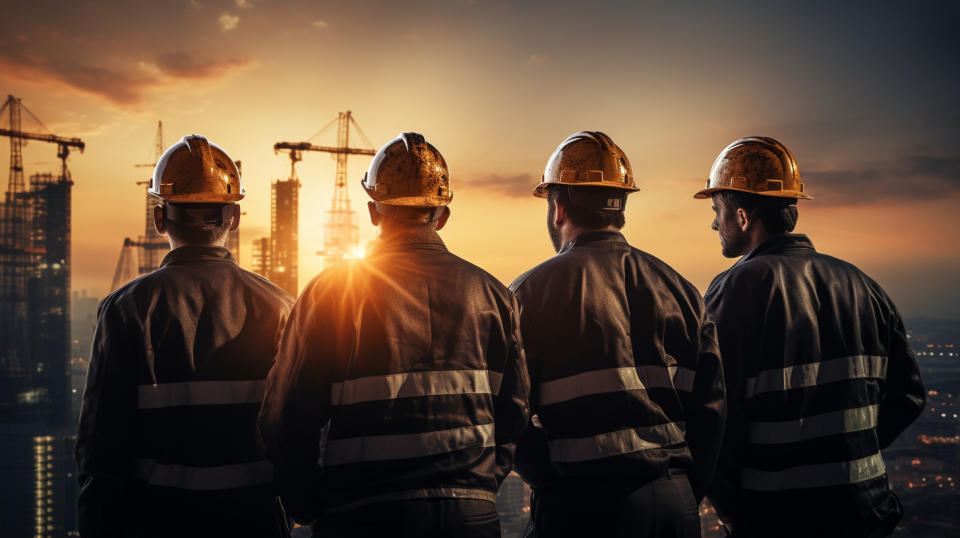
(367, 201, 381, 227)
(229, 204, 241, 232)
(434, 206, 451, 231)
(154, 205, 166, 235)
(553, 199, 567, 226)
(736, 207, 751, 232)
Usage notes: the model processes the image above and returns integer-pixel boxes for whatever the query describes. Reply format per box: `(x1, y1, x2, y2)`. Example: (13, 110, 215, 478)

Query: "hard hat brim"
(693, 186, 812, 200)
(148, 190, 245, 203)
(533, 182, 640, 198)
(363, 186, 452, 207)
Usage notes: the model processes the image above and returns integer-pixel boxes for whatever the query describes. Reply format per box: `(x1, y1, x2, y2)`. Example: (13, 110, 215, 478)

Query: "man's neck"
(560, 224, 619, 247)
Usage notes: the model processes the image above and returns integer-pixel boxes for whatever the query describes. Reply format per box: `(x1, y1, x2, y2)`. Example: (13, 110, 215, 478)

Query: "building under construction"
(255, 111, 375, 295)
(0, 95, 82, 537)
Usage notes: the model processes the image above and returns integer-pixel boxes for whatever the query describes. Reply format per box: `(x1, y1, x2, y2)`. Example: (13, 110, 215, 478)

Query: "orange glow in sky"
(1, 1, 957, 318)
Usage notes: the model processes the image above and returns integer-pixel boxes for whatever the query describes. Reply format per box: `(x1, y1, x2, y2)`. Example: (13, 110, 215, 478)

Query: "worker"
(258, 132, 530, 537)
(76, 135, 294, 538)
(510, 131, 725, 537)
(695, 136, 926, 537)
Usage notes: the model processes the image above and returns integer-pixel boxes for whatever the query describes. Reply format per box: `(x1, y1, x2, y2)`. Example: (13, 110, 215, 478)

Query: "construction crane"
(274, 111, 376, 268)
(0, 94, 84, 393)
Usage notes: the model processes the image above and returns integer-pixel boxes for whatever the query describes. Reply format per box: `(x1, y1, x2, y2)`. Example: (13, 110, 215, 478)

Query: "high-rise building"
(269, 178, 299, 296)
(251, 236, 271, 278)
(0, 171, 76, 537)
(70, 290, 98, 422)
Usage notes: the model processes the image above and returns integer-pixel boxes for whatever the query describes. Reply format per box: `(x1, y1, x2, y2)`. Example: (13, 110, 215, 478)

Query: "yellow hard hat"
(149, 134, 244, 203)
(361, 132, 452, 207)
(694, 136, 812, 200)
(533, 131, 638, 198)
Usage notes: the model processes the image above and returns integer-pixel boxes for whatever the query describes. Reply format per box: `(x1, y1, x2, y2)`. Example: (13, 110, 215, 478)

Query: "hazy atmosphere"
(2, 0, 958, 318)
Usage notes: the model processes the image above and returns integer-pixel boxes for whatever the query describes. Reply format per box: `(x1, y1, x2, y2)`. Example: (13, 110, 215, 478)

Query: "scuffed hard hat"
(150, 134, 244, 203)
(361, 132, 452, 207)
(533, 131, 638, 200)
(694, 136, 812, 200)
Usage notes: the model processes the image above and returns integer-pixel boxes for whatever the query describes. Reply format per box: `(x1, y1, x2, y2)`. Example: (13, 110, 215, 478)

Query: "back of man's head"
(161, 202, 237, 246)
(548, 186, 626, 230)
(716, 190, 798, 234)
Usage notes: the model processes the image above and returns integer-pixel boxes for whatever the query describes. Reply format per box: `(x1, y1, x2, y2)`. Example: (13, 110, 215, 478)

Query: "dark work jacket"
(704, 234, 925, 536)
(509, 231, 725, 500)
(258, 231, 530, 524)
(76, 246, 294, 538)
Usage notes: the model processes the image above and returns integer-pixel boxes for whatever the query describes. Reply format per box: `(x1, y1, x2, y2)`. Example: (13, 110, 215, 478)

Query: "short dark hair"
(163, 202, 233, 245)
(548, 186, 626, 230)
(716, 190, 798, 234)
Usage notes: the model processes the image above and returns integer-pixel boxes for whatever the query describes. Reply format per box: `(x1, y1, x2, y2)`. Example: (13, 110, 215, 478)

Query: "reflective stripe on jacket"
(258, 231, 530, 522)
(704, 234, 925, 530)
(510, 231, 725, 499)
(76, 246, 294, 537)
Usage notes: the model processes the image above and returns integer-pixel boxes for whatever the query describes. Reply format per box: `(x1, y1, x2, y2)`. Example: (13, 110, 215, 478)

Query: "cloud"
(528, 54, 546, 65)
(219, 13, 240, 31)
(0, 41, 252, 105)
(312, 19, 330, 29)
(154, 52, 252, 79)
(805, 155, 960, 205)
(460, 172, 538, 198)
(235, 0, 253, 8)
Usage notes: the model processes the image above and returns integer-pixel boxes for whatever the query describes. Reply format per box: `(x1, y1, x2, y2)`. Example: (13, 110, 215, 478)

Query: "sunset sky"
(1, 1, 957, 319)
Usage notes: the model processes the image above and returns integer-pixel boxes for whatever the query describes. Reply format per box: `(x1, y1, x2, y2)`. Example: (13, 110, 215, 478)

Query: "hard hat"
(694, 136, 812, 200)
(361, 132, 452, 207)
(533, 131, 638, 199)
(149, 134, 245, 203)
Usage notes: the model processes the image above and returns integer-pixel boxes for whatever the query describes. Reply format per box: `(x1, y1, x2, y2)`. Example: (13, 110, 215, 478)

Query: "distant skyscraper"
(269, 178, 299, 296)
(251, 236, 271, 278)
(0, 171, 77, 537)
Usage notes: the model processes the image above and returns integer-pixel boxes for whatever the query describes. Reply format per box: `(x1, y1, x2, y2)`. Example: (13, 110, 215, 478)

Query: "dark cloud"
(459, 172, 538, 198)
(154, 52, 252, 79)
(0, 46, 252, 105)
(805, 156, 960, 206)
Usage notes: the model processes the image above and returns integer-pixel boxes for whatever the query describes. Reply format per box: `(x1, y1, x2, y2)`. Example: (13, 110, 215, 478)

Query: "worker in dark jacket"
(258, 132, 530, 538)
(695, 136, 925, 537)
(76, 135, 294, 538)
(511, 131, 725, 538)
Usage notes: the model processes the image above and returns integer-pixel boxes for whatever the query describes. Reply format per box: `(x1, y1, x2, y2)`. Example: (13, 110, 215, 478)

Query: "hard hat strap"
(566, 186, 627, 212)
(165, 203, 234, 228)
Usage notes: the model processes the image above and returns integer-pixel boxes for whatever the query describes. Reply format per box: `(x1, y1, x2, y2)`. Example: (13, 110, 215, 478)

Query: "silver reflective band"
(331, 370, 497, 405)
(325, 423, 495, 466)
(137, 380, 265, 409)
(741, 452, 886, 491)
(548, 421, 686, 463)
(744, 356, 887, 398)
(538, 365, 696, 406)
(136, 459, 274, 490)
(749, 404, 879, 444)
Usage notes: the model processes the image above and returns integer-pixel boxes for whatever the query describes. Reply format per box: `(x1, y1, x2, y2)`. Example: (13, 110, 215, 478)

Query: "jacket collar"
(560, 230, 627, 254)
(739, 233, 815, 264)
(370, 229, 448, 254)
(160, 245, 237, 267)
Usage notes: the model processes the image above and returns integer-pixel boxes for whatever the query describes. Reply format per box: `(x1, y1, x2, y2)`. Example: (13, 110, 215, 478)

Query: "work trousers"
(315, 498, 500, 538)
(526, 473, 701, 538)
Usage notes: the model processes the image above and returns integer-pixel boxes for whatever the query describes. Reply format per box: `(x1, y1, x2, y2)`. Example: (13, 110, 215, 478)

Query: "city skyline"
(1, 1, 957, 321)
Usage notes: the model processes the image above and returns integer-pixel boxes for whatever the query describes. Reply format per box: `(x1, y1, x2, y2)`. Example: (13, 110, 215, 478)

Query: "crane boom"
(273, 141, 375, 156)
(0, 128, 85, 153)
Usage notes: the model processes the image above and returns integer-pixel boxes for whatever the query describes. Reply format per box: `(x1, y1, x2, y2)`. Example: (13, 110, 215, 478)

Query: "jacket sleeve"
(510, 284, 558, 488)
(258, 281, 332, 525)
(491, 293, 532, 486)
(76, 297, 138, 538)
(703, 271, 758, 527)
(877, 307, 925, 449)
(682, 309, 726, 502)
